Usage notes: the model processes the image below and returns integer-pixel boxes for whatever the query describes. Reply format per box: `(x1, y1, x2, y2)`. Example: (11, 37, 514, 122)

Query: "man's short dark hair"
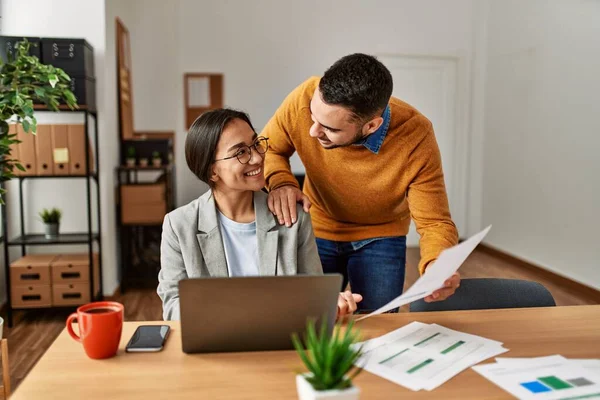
(185, 108, 255, 187)
(319, 53, 393, 121)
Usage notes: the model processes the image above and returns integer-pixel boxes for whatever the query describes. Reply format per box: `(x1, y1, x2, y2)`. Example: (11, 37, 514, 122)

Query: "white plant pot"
(152, 158, 162, 167)
(126, 158, 136, 167)
(296, 374, 360, 400)
(139, 158, 149, 167)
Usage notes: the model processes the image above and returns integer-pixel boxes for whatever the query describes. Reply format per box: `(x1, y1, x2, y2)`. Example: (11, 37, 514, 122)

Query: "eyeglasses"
(214, 137, 269, 165)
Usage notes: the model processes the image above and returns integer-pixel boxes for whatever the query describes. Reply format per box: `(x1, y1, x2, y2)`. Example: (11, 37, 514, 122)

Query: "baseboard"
(478, 243, 600, 302)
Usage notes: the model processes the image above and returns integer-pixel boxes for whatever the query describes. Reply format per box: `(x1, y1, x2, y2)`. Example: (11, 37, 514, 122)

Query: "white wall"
(0, 0, 121, 300)
(482, 0, 600, 289)
(120, 0, 478, 210)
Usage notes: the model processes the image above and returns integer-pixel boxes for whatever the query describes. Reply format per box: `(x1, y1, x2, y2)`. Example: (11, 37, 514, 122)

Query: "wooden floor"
(3, 248, 599, 395)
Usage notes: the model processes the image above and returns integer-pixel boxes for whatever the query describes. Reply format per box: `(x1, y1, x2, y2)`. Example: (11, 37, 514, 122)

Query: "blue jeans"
(316, 236, 406, 312)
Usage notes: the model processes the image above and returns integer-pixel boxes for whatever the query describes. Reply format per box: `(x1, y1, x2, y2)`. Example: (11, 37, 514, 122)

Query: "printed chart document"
(354, 321, 507, 391)
(473, 355, 600, 399)
(356, 225, 492, 321)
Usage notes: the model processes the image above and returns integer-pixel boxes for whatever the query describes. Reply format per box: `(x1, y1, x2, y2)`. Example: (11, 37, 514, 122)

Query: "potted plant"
(0, 39, 77, 204)
(152, 151, 162, 167)
(139, 156, 149, 167)
(126, 146, 136, 167)
(39, 207, 62, 239)
(292, 318, 364, 400)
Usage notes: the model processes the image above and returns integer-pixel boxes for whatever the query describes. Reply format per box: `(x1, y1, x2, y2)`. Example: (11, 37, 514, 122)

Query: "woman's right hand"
(336, 290, 363, 319)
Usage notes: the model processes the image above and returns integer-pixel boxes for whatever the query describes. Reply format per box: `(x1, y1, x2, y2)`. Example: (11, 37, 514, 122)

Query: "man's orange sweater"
(263, 77, 458, 274)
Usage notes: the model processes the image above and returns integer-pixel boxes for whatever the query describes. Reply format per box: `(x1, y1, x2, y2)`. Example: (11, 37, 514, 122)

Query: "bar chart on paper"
(356, 321, 507, 391)
(473, 356, 600, 399)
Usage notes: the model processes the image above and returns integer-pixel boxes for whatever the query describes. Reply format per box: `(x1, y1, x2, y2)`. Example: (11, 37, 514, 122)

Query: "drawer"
(10, 264, 51, 286)
(121, 202, 166, 225)
(121, 184, 165, 204)
(10, 254, 56, 286)
(51, 253, 99, 283)
(52, 283, 90, 306)
(52, 263, 89, 283)
(12, 285, 52, 308)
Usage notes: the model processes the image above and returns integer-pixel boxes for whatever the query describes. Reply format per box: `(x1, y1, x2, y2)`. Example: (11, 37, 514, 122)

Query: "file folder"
(35, 124, 54, 175)
(51, 124, 70, 175)
(67, 124, 94, 175)
(15, 123, 37, 176)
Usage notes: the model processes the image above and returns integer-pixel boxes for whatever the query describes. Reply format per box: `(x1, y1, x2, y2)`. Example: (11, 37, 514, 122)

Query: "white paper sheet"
(354, 321, 507, 391)
(473, 357, 600, 399)
(356, 225, 492, 321)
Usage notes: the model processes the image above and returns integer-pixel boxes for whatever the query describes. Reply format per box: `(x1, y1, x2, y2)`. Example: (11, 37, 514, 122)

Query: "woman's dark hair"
(185, 108, 255, 186)
(319, 53, 393, 121)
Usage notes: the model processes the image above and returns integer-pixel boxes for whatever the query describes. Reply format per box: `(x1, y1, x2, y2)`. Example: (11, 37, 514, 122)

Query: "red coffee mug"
(66, 301, 124, 359)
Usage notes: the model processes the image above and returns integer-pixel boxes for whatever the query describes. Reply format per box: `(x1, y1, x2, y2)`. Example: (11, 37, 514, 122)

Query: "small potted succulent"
(125, 146, 136, 167)
(292, 318, 363, 400)
(39, 207, 62, 239)
(152, 151, 162, 167)
(138, 155, 149, 167)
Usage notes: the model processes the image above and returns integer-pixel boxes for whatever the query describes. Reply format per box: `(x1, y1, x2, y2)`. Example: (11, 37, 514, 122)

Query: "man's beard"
(319, 128, 365, 150)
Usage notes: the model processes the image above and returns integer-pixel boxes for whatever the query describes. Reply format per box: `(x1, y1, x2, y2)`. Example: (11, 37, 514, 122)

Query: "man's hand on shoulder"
(267, 185, 311, 227)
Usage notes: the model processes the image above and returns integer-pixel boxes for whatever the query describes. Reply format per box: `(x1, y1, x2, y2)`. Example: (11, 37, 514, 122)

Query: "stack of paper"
(473, 355, 600, 399)
(353, 321, 508, 391)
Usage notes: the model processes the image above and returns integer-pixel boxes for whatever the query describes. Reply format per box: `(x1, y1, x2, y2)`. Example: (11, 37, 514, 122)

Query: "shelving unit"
(116, 162, 175, 292)
(1, 109, 103, 327)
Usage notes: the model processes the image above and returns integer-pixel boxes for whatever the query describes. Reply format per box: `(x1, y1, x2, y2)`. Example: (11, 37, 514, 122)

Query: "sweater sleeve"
(263, 79, 315, 191)
(406, 119, 459, 274)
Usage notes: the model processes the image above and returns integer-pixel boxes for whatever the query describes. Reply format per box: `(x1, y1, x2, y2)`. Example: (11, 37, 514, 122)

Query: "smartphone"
(125, 325, 170, 352)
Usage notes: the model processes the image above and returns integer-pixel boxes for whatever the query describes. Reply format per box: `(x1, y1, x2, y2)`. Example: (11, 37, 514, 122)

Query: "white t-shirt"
(217, 210, 260, 277)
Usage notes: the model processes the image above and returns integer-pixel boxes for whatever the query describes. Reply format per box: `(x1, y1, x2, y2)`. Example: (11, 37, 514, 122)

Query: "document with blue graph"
(354, 321, 508, 391)
(473, 355, 600, 399)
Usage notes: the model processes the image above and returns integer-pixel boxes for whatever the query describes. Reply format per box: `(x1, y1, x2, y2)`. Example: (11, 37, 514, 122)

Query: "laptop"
(178, 274, 342, 353)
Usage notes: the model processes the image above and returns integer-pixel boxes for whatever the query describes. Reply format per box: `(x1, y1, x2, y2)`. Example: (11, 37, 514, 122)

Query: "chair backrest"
(410, 278, 556, 312)
(0, 339, 10, 399)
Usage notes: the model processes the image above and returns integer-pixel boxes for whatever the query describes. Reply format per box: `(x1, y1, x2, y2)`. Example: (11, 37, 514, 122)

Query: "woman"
(157, 108, 361, 320)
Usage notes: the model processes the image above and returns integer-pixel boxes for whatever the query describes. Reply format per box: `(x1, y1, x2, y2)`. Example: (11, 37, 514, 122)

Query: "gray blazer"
(157, 190, 323, 320)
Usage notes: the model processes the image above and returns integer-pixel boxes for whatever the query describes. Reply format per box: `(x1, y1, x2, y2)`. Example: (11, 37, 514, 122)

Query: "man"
(262, 53, 459, 311)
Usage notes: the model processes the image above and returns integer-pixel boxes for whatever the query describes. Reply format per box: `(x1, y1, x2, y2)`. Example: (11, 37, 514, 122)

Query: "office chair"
(410, 278, 556, 312)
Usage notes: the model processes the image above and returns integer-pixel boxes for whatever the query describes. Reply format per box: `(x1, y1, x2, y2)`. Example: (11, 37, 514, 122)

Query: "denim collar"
(354, 105, 391, 154)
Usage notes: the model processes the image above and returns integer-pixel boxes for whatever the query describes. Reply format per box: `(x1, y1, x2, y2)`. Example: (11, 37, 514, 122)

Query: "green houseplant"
(292, 318, 364, 400)
(126, 146, 136, 167)
(0, 39, 77, 203)
(152, 150, 162, 167)
(39, 207, 62, 239)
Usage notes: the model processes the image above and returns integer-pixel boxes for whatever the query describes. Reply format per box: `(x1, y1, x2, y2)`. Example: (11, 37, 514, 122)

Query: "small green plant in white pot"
(292, 318, 363, 400)
(138, 156, 149, 167)
(39, 208, 62, 239)
(152, 151, 162, 167)
(125, 146, 136, 167)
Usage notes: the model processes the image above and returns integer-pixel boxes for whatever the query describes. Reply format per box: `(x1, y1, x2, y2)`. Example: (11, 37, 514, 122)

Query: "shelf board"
(7, 233, 100, 246)
(18, 174, 98, 180)
(117, 164, 174, 172)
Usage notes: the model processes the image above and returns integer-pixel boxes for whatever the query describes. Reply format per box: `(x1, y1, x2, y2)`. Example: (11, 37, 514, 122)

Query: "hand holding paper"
(356, 225, 492, 321)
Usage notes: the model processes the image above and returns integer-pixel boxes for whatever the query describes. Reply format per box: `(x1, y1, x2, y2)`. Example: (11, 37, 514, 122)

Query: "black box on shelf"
(68, 76, 96, 111)
(0, 36, 42, 62)
(41, 38, 94, 78)
(33, 76, 96, 111)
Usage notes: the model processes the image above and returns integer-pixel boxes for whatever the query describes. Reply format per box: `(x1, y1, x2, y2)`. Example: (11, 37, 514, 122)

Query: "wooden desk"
(12, 305, 600, 399)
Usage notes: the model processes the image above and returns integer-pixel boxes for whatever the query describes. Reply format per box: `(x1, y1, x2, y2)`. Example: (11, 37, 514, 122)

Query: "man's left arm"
(406, 121, 459, 282)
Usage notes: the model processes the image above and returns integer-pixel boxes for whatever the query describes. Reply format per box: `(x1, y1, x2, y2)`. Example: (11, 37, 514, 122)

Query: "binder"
(67, 124, 94, 175)
(15, 124, 37, 176)
(51, 124, 70, 175)
(35, 124, 54, 175)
